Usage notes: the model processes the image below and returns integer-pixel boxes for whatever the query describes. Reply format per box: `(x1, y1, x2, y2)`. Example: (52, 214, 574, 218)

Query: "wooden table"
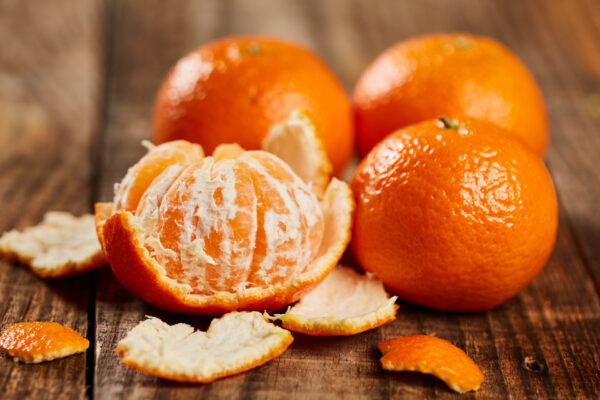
(1, 0, 599, 398)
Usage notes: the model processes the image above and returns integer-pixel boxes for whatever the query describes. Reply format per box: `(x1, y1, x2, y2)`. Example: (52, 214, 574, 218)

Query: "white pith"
(0, 212, 105, 278)
(116, 312, 292, 382)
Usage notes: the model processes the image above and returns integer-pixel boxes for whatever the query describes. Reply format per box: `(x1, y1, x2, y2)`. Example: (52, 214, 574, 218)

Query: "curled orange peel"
(378, 335, 484, 393)
(262, 108, 332, 199)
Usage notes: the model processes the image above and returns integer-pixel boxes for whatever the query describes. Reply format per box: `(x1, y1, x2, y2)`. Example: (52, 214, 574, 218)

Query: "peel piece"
(0, 212, 106, 278)
(116, 312, 293, 383)
(0, 321, 89, 363)
(262, 108, 332, 199)
(275, 266, 398, 336)
(379, 335, 484, 393)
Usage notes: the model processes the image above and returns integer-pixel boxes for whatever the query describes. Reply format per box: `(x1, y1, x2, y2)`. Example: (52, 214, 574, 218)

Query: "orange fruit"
(378, 335, 484, 393)
(0, 321, 89, 363)
(351, 117, 558, 311)
(152, 35, 353, 174)
(353, 33, 548, 157)
(96, 112, 354, 315)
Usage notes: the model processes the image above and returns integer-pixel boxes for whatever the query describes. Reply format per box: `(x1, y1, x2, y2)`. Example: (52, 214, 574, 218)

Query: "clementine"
(351, 117, 558, 311)
(96, 112, 354, 315)
(353, 33, 548, 157)
(153, 35, 353, 174)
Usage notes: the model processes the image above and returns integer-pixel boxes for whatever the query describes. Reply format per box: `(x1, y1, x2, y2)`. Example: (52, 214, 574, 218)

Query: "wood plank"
(0, 0, 103, 398)
(93, 0, 600, 398)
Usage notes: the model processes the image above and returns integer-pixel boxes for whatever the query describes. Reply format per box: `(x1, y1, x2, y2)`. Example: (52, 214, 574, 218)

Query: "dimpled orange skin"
(153, 36, 353, 174)
(351, 118, 558, 311)
(379, 335, 484, 393)
(353, 33, 548, 157)
(0, 322, 89, 361)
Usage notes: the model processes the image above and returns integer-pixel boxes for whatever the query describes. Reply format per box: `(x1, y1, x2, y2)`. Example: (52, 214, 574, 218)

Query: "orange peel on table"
(0, 212, 106, 278)
(274, 265, 398, 336)
(95, 109, 354, 315)
(378, 335, 484, 394)
(0, 321, 89, 363)
(116, 312, 293, 383)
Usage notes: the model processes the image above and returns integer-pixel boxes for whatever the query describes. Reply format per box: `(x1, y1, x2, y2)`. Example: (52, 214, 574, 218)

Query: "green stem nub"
(439, 116, 460, 130)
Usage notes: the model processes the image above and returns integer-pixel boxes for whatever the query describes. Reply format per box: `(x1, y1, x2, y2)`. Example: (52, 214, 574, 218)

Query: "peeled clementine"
(153, 36, 353, 174)
(353, 33, 548, 157)
(96, 111, 354, 315)
(351, 117, 558, 311)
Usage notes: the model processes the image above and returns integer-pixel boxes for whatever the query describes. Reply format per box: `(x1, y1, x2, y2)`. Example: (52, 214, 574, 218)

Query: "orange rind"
(95, 109, 354, 315)
(0, 212, 106, 278)
(262, 108, 332, 199)
(274, 266, 398, 336)
(0, 321, 89, 363)
(116, 312, 293, 383)
(378, 335, 484, 393)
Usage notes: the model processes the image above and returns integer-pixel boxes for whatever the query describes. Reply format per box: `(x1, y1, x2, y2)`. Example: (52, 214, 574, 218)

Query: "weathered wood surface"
(1, 0, 600, 398)
(0, 0, 103, 398)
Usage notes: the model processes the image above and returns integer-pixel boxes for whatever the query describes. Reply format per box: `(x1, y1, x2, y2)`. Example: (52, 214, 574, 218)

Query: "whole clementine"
(351, 117, 558, 311)
(353, 33, 548, 157)
(153, 36, 353, 174)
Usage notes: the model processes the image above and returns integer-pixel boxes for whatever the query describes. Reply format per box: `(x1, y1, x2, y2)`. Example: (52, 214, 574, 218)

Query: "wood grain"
(1, 0, 599, 399)
(0, 0, 103, 398)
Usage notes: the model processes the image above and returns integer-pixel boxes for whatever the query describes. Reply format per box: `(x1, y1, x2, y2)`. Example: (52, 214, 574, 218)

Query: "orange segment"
(379, 335, 484, 393)
(213, 143, 246, 161)
(114, 140, 204, 212)
(0, 321, 89, 363)
(116, 312, 293, 383)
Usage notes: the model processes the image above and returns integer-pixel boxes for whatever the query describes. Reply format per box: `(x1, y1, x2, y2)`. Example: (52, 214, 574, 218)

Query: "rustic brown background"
(1, 0, 599, 398)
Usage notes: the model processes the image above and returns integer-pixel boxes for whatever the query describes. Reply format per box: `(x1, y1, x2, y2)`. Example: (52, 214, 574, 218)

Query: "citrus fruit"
(353, 33, 548, 157)
(0, 212, 105, 278)
(116, 312, 292, 383)
(379, 335, 484, 393)
(351, 117, 558, 311)
(0, 321, 89, 363)
(275, 265, 398, 336)
(152, 35, 353, 174)
(96, 111, 354, 315)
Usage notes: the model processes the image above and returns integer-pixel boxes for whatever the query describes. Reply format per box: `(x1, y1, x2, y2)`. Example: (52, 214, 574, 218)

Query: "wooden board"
(0, 0, 103, 398)
(1, 0, 599, 398)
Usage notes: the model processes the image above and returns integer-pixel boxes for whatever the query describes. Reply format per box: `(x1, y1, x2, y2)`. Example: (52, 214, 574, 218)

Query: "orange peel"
(274, 265, 398, 336)
(378, 335, 484, 393)
(0, 321, 89, 363)
(0, 212, 106, 278)
(262, 108, 332, 199)
(116, 312, 293, 383)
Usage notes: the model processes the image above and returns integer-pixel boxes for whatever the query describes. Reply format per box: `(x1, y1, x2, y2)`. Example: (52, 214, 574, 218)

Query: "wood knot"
(522, 356, 544, 372)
